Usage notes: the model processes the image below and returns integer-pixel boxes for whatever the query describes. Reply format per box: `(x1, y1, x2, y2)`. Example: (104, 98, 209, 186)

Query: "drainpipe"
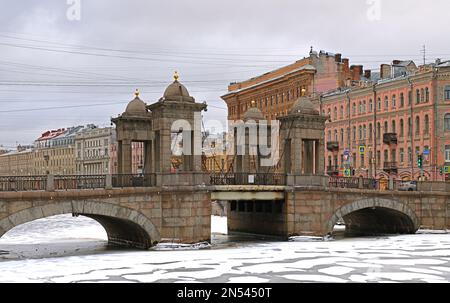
(345, 91, 351, 171)
(431, 66, 439, 181)
(373, 83, 377, 178)
(407, 77, 415, 180)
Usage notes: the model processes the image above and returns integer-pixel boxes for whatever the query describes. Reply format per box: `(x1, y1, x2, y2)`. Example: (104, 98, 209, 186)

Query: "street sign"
(444, 166, 450, 174)
(423, 149, 430, 156)
(343, 149, 350, 156)
(359, 146, 365, 155)
(344, 169, 351, 177)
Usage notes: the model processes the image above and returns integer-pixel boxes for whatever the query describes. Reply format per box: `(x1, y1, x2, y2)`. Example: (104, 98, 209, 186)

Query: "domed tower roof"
(243, 101, 264, 121)
(124, 89, 148, 117)
(291, 97, 318, 115)
(161, 71, 195, 102)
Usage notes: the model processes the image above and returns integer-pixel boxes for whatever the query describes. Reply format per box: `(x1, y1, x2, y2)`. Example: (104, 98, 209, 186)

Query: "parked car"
(398, 180, 417, 191)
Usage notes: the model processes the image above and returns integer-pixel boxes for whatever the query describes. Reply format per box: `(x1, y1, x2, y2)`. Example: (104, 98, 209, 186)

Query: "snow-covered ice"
(0, 214, 449, 283)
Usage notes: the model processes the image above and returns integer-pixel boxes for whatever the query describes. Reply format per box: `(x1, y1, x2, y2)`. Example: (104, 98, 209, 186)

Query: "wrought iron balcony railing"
(326, 141, 339, 152)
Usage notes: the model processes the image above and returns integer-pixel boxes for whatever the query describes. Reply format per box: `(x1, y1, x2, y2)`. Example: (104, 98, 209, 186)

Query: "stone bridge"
(0, 181, 448, 249)
(0, 186, 211, 249)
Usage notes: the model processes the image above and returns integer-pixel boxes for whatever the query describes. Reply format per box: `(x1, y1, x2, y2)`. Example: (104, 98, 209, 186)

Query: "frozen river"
(0, 215, 450, 283)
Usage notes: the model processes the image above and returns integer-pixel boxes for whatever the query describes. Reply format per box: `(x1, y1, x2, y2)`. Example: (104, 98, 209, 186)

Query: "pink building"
(322, 60, 450, 182)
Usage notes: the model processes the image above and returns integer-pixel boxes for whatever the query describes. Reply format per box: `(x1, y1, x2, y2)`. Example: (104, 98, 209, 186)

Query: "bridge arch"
(0, 201, 160, 249)
(326, 198, 420, 236)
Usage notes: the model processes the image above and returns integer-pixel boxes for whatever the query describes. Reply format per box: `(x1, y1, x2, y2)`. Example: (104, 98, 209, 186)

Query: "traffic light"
(417, 154, 423, 169)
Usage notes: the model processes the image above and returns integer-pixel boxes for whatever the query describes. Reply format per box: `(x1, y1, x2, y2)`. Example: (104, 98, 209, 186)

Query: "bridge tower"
(112, 89, 153, 181)
(279, 96, 327, 186)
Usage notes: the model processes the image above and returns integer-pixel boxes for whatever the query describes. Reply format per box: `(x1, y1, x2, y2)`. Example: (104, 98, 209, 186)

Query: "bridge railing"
(112, 174, 156, 188)
(0, 175, 47, 191)
(210, 172, 286, 186)
(328, 176, 360, 189)
(54, 175, 106, 190)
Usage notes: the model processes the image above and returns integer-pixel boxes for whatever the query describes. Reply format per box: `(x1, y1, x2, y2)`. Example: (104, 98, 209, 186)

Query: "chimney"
(380, 64, 392, 79)
(335, 53, 342, 62)
(350, 65, 363, 81)
(364, 70, 372, 79)
(392, 60, 401, 65)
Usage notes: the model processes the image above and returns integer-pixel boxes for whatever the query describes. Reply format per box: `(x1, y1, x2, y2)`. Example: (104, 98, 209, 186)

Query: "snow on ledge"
(288, 235, 334, 242)
(152, 241, 211, 251)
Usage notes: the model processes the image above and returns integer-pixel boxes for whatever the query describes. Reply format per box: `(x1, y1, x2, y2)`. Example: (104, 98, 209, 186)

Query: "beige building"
(75, 127, 116, 175)
(0, 146, 34, 176)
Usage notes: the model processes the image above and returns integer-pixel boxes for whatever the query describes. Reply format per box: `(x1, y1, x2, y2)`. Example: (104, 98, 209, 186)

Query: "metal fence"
(210, 172, 286, 186)
(328, 176, 360, 189)
(54, 175, 106, 190)
(0, 176, 47, 191)
(112, 174, 156, 188)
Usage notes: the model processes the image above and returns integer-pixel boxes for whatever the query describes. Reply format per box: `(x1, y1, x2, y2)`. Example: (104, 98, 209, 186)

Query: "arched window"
(415, 116, 420, 135)
(400, 119, 404, 137)
(340, 128, 344, 143)
(377, 98, 381, 111)
(400, 93, 404, 107)
(352, 103, 356, 116)
(334, 107, 338, 120)
(327, 130, 332, 141)
(425, 87, 430, 102)
(445, 113, 450, 131)
(352, 126, 356, 140)
(363, 125, 367, 139)
(424, 115, 430, 134)
(416, 89, 420, 104)
(384, 96, 389, 110)
(377, 122, 381, 139)
(421, 88, 425, 102)
(334, 129, 338, 141)
(359, 126, 363, 140)
(369, 99, 373, 112)
(358, 101, 362, 114)
(384, 121, 388, 134)
(392, 120, 396, 134)
(392, 95, 396, 108)
(340, 105, 344, 119)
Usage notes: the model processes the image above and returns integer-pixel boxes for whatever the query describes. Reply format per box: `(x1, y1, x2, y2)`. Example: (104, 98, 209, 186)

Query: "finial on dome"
(173, 71, 179, 82)
(134, 89, 140, 97)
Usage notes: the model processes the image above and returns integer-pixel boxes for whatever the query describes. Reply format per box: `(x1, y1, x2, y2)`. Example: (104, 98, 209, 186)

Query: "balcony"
(326, 141, 339, 152)
(383, 133, 398, 145)
(326, 165, 340, 176)
(383, 161, 398, 174)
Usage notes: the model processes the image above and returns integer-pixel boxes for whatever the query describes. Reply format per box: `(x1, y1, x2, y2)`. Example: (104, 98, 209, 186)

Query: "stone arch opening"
(327, 198, 419, 236)
(0, 201, 160, 249)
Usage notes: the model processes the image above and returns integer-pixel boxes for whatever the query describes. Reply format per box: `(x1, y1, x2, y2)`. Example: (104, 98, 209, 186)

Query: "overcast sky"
(0, 0, 449, 148)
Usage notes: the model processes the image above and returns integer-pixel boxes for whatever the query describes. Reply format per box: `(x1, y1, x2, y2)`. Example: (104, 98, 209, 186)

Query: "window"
(384, 121, 388, 134)
(400, 148, 404, 163)
(369, 123, 373, 140)
(377, 123, 381, 139)
(400, 119, 404, 137)
(359, 126, 363, 140)
(352, 103, 356, 116)
(425, 87, 429, 102)
(384, 150, 389, 163)
(363, 100, 366, 113)
(377, 98, 381, 111)
(334, 107, 338, 120)
(408, 91, 412, 105)
(369, 99, 373, 112)
(340, 129, 344, 144)
(445, 86, 450, 100)
(408, 147, 412, 163)
(416, 89, 420, 104)
(340, 106, 344, 119)
(334, 130, 338, 141)
(352, 126, 356, 140)
(392, 120, 396, 134)
(415, 116, 420, 135)
(400, 93, 404, 107)
(358, 101, 362, 114)
(392, 95, 396, 108)
(445, 113, 450, 131)
(408, 117, 412, 136)
(424, 115, 430, 135)
(363, 125, 367, 139)
(446, 145, 450, 162)
(328, 131, 332, 141)
(384, 96, 389, 110)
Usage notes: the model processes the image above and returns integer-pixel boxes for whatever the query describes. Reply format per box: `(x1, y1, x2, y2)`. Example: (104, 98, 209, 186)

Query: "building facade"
(75, 126, 117, 175)
(0, 146, 34, 176)
(222, 49, 363, 121)
(322, 60, 450, 181)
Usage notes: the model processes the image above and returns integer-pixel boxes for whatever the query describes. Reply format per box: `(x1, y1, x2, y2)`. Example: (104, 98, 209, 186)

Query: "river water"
(0, 215, 449, 283)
